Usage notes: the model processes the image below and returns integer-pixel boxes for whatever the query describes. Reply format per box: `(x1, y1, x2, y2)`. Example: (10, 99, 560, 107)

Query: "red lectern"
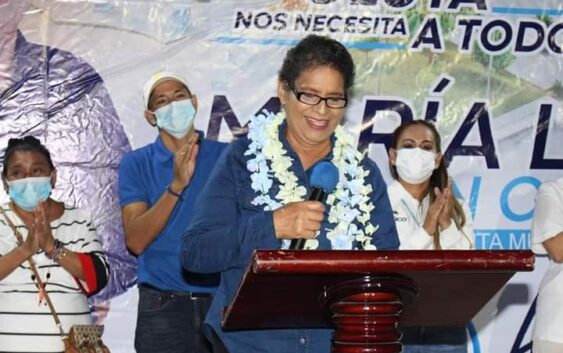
(222, 250, 534, 353)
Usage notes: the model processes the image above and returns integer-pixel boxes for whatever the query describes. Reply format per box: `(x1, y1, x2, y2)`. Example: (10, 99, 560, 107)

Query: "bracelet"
(45, 239, 67, 262)
(166, 184, 183, 200)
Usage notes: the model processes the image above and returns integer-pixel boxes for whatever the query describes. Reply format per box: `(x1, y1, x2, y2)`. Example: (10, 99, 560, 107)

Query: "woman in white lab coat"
(387, 120, 474, 353)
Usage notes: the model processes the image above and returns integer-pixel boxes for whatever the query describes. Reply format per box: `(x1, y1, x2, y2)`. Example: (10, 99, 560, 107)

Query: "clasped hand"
(22, 201, 55, 256)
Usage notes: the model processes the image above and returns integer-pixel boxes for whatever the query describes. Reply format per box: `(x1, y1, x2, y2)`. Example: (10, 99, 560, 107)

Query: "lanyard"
(400, 199, 421, 228)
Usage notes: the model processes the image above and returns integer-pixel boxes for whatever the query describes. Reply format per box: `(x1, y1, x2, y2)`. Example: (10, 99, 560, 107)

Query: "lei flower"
(245, 110, 379, 250)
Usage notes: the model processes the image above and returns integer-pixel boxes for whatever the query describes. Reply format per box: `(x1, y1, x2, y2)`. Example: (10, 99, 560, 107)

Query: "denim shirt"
(181, 122, 399, 353)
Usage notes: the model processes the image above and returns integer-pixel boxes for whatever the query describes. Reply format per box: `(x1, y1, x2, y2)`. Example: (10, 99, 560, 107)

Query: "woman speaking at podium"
(181, 34, 399, 353)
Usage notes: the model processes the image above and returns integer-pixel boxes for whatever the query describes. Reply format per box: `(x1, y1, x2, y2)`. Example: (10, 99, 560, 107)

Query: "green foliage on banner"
(471, 31, 515, 71)
(549, 80, 563, 99)
(406, 5, 472, 41)
(439, 12, 455, 35)
(472, 46, 515, 71)
(536, 14, 554, 27)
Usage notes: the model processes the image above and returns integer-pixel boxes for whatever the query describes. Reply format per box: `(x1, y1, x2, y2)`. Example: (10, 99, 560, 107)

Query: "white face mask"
(154, 99, 196, 139)
(395, 147, 437, 185)
(7, 176, 52, 211)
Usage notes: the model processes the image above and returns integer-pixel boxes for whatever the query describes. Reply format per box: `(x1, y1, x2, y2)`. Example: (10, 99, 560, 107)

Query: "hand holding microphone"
(272, 161, 339, 249)
(272, 201, 325, 240)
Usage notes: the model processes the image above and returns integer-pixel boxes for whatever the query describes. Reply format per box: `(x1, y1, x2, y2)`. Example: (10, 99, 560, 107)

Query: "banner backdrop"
(1, 0, 562, 352)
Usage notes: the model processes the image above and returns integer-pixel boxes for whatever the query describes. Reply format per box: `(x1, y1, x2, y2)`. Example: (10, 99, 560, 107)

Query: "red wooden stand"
(327, 276, 417, 353)
(222, 250, 534, 352)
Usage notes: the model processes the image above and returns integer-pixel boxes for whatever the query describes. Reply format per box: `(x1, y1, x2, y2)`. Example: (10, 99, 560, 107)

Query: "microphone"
(290, 161, 339, 250)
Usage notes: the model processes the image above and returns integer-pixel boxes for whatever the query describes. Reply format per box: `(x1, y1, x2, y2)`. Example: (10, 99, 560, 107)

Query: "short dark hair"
(2, 136, 55, 178)
(279, 35, 355, 91)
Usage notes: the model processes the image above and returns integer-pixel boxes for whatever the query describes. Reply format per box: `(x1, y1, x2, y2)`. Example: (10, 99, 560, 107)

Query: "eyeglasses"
(291, 88, 348, 109)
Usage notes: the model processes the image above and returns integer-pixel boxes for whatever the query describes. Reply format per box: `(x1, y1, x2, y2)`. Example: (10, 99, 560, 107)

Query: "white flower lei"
(244, 110, 379, 250)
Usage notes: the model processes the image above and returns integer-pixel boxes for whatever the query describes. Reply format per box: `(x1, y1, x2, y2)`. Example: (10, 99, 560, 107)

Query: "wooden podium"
(222, 250, 534, 353)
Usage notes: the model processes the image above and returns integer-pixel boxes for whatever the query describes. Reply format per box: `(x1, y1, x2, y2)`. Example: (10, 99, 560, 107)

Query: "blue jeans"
(203, 325, 230, 353)
(400, 326, 467, 353)
(135, 284, 214, 353)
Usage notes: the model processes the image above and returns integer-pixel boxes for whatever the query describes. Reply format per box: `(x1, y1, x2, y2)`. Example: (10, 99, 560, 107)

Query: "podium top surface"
(222, 250, 534, 330)
(249, 250, 534, 273)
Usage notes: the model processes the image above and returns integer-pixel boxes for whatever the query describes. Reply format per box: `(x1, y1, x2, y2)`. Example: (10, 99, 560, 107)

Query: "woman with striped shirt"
(0, 136, 109, 353)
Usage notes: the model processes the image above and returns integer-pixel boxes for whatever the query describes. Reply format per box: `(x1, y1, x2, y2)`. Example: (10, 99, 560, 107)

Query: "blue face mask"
(7, 176, 52, 211)
(154, 99, 196, 139)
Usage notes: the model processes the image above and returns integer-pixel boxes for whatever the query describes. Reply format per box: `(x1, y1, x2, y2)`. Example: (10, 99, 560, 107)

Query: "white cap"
(143, 71, 190, 110)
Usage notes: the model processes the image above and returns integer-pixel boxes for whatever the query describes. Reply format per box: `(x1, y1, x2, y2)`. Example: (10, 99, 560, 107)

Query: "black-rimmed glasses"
(291, 88, 348, 109)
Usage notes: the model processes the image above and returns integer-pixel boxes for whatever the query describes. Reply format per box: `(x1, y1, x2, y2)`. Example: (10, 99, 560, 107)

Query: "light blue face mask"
(7, 176, 52, 211)
(154, 99, 196, 139)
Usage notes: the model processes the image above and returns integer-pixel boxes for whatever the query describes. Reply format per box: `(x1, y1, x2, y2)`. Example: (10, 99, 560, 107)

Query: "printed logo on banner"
(468, 321, 481, 353)
(226, 0, 492, 48)
(311, 0, 378, 4)
(475, 230, 531, 250)
(309, 0, 415, 8)
(223, 0, 563, 61)
(510, 297, 535, 353)
(468, 297, 535, 353)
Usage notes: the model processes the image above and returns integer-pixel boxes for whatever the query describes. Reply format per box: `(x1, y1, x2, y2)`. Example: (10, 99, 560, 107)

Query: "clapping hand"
(171, 133, 200, 192)
(437, 179, 454, 230)
(423, 186, 448, 235)
(31, 201, 55, 253)
(21, 220, 40, 257)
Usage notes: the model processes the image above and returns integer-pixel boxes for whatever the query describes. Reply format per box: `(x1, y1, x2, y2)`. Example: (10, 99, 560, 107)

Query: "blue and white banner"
(1, 0, 562, 352)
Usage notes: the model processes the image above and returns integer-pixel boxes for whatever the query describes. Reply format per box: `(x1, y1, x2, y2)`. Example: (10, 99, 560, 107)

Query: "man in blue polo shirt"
(118, 71, 227, 353)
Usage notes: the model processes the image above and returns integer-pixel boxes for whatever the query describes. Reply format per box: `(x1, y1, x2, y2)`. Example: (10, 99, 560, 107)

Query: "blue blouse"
(181, 123, 399, 353)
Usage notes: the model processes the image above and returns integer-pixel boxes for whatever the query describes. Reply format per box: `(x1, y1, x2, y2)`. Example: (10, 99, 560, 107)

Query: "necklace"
(35, 222, 57, 307)
(8, 203, 56, 306)
(245, 110, 378, 250)
(0, 204, 54, 306)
